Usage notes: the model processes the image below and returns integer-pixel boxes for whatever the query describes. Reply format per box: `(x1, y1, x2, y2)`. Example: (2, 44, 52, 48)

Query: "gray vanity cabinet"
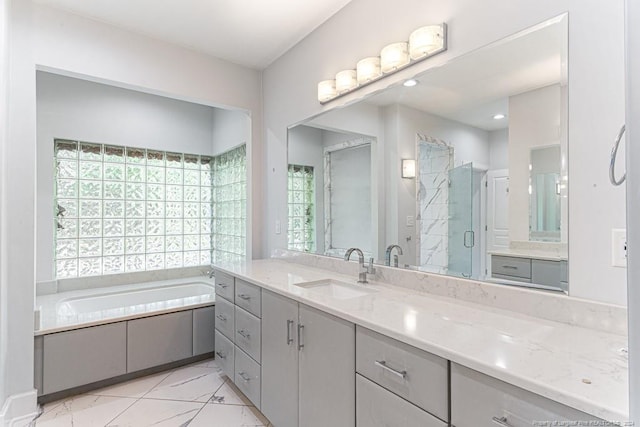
(450, 363, 602, 426)
(42, 322, 127, 394)
(261, 291, 299, 427)
(261, 290, 356, 427)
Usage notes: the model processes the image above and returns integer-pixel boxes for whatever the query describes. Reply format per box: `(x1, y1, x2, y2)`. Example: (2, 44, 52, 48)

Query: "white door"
(486, 169, 510, 252)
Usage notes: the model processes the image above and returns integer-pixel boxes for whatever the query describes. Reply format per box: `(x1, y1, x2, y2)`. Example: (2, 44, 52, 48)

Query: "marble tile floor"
(30, 358, 272, 427)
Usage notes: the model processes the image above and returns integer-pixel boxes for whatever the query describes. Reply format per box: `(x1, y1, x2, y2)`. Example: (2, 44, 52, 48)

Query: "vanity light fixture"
(402, 159, 416, 178)
(318, 80, 337, 103)
(409, 25, 445, 59)
(335, 69, 358, 93)
(381, 42, 410, 73)
(403, 79, 418, 87)
(493, 113, 506, 120)
(317, 23, 447, 104)
(356, 57, 382, 84)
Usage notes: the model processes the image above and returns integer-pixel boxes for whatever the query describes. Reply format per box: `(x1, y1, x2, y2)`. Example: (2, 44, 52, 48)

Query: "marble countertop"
(213, 258, 627, 421)
(35, 276, 216, 335)
(488, 248, 568, 261)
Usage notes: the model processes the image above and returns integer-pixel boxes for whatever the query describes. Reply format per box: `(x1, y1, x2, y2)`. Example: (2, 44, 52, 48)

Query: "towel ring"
(610, 124, 626, 186)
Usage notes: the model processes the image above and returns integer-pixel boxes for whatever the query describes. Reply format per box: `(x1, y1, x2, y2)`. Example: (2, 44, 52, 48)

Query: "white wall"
(0, 0, 9, 413)
(264, 0, 626, 306)
(2, 1, 263, 421)
(508, 84, 562, 242)
(1, 0, 38, 421)
(36, 72, 249, 285)
(489, 128, 509, 170)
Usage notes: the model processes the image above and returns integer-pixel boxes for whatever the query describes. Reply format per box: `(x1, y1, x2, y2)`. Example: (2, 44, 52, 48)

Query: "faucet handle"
(366, 257, 376, 274)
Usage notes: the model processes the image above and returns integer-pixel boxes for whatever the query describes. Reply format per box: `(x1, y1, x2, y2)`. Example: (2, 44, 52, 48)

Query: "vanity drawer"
(531, 259, 562, 288)
(357, 374, 446, 427)
(451, 364, 602, 427)
(356, 326, 448, 421)
(235, 346, 261, 409)
(214, 297, 235, 340)
(214, 270, 235, 302)
(215, 330, 234, 379)
(491, 256, 531, 279)
(235, 306, 261, 363)
(235, 279, 262, 318)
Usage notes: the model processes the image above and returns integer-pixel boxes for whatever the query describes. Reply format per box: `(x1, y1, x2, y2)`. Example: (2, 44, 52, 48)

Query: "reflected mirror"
(529, 145, 561, 241)
(287, 15, 568, 292)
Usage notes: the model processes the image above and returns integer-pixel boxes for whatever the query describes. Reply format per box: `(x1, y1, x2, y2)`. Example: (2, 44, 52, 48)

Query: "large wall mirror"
(287, 15, 568, 292)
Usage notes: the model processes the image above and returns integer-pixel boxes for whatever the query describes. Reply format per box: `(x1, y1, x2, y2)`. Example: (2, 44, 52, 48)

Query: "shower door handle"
(464, 231, 475, 248)
(610, 124, 626, 186)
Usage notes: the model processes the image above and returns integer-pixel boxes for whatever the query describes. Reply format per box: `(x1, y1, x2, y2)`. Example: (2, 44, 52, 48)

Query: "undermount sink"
(294, 279, 378, 299)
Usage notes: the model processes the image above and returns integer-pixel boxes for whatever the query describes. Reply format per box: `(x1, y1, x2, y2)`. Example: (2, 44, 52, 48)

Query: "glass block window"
(54, 140, 215, 278)
(211, 144, 247, 263)
(287, 164, 315, 252)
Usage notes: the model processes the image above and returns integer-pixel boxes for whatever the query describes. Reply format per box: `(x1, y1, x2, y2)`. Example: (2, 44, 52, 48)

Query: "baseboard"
(0, 389, 38, 426)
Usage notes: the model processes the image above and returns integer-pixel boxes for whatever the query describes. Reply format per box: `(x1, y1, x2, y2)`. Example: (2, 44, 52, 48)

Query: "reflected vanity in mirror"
(287, 14, 569, 293)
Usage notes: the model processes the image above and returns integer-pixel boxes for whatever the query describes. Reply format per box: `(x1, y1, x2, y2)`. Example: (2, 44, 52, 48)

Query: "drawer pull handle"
(215, 351, 226, 360)
(217, 283, 228, 289)
(298, 324, 304, 351)
(374, 360, 407, 379)
(216, 314, 227, 322)
(238, 371, 251, 382)
(286, 320, 294, 345)
(492, 417, 514, 427)
(237, 329, 251, 340)
(502, 265, 518, 270)
(238, 294, 251, 300)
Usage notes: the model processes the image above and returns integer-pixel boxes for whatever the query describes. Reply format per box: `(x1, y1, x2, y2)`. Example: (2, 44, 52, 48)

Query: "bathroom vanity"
(212, 258, 627, 425)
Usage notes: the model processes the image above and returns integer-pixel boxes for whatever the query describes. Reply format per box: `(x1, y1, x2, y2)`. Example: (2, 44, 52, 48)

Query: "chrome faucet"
(205, 268, 215, 279)
(385, 244, 403, 267)
(344, 248, 376, 284)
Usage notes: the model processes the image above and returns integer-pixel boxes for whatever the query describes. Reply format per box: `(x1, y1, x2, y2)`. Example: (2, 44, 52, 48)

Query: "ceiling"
(364, 18, 566, 131)
(33, 0, 353, 69)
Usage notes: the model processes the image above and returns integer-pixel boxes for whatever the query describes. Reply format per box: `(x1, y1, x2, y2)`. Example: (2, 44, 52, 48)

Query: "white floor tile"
(210, 380, 253, 406)
(35, 395, 137, 427)
(105, 399, 203, 427)
(189, 358, 222, 370)
(189, 403, 269, 427)
(87, 371, 172, 398)
(144, 366, 225, 402)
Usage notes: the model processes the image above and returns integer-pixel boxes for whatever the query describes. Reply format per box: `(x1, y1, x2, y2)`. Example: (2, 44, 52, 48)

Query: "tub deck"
(35, 277, 215, 335)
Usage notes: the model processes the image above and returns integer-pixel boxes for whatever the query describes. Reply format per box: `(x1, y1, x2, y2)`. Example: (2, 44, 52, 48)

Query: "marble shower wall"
(417, 139, 453, 273)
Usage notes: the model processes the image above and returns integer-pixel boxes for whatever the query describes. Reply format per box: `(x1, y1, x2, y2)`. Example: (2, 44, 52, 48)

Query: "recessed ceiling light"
(493, 113, 506, 120)
(403, 79, 418, 87)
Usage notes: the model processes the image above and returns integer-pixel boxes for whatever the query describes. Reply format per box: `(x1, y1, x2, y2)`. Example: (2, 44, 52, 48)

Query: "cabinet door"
(193, 306, 215, 355)
(127, 311, 193, 372)
(261, 291, 299, 427)
(299, 304, 355, 427)
(43, 322, 127, 394)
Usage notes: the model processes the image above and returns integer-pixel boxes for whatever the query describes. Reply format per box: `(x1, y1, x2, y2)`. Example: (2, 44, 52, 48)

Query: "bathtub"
(36, 277, 215, 334)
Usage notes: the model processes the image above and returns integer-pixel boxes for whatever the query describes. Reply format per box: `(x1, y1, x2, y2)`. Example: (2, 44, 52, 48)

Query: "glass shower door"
(448, 163, 474, 278)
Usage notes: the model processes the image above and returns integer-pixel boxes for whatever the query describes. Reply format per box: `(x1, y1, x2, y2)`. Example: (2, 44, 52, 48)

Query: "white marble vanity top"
(489, 248, 568, 261)
(214, 258, 628, 421)
(35, 276, 215, 335)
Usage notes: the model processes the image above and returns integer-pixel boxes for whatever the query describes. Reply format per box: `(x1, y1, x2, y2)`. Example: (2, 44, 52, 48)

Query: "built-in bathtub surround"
(417, 136, 453, 272)
(271, 249, 627, 335)
(35, 276, 215, 334)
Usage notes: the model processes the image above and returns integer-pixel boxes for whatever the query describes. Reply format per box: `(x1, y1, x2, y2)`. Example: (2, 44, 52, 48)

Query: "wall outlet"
(406, 215, 415, 227)
(275, 220, 281, 235)
(612, 228, 627, 268)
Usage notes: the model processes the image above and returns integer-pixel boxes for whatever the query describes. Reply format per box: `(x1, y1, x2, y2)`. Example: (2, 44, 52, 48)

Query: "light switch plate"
(275, 220, 281, 235)
(612, 228, 627, 268)
(406, 215, 415, 227)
